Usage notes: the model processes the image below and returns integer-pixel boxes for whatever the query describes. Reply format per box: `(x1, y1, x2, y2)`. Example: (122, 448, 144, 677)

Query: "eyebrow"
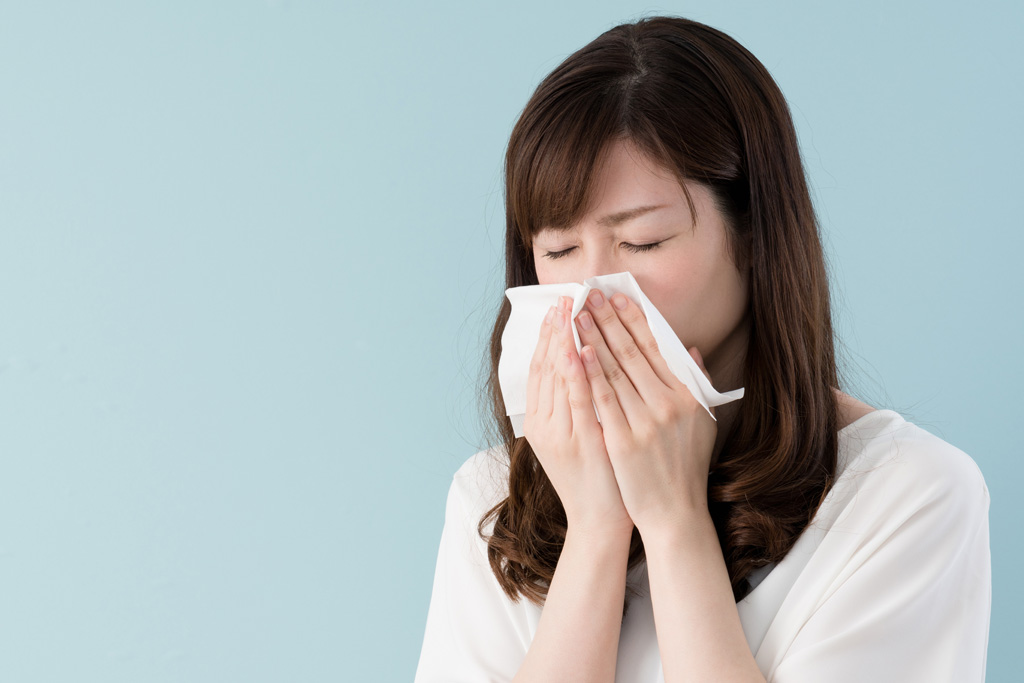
(595, 204, 667, 228)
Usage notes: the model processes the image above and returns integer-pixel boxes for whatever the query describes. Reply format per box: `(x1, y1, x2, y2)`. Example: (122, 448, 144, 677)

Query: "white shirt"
(414, 409, 991, 682)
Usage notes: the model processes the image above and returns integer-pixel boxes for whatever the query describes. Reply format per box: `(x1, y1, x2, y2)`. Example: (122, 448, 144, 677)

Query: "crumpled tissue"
(498, 271, 745, 438)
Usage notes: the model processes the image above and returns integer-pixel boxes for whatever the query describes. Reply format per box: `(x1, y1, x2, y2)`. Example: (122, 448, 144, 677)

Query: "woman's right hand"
(522, 295, 635, 538)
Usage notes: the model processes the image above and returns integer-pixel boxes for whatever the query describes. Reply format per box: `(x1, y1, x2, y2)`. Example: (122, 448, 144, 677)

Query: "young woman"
(415, 16, 990, 683)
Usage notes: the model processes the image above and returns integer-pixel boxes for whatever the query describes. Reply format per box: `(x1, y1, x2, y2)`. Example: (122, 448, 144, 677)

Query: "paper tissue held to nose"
(497, 271, 745, 438)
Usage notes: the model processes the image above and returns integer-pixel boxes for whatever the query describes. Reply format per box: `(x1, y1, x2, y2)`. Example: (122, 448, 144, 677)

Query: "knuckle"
(562, 357, 580, 380)
(679, 387, 700, 411)
(651, 398, 680, 423)
(529, 358, 544, 378)
(605, 363, 626, 385)
(620, 341, 643, 362)
(634, 418, 657, 442)
(594, 387, 618, 406)
(622, 305, 643, 323)
(593, 307, 616, 325)
(567, 394, 591, 411)
(641, 336, 660, 357)
(541, 356, 556, 376)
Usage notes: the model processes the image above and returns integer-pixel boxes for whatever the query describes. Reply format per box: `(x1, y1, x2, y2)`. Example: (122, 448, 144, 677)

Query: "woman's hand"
(573, 289, 718, 537)
(522, 295, 634, 539)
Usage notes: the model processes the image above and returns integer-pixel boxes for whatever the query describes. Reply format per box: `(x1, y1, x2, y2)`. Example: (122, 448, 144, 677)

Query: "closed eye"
(542, 241, 666, 261)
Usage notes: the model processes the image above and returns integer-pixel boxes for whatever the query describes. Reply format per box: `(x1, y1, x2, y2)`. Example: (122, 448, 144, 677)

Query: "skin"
(512, 139, 874, 683)
(532, 139, 751, 468)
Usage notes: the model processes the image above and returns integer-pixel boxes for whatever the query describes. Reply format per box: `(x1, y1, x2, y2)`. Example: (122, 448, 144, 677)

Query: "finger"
(526, 305, 557, 418)
(584, 291, 668, 405)
(612, 294, 682, 391)
(536, 306, 566, 419)
(554, 307, 603, 437)
(579, 343, 630, 435)
(550, 335, 572, 438)
(549, 296, 577, 433)
(557, 337, 602, 440)
(689, 346, 712, 382)
(576, 290, 646, 418)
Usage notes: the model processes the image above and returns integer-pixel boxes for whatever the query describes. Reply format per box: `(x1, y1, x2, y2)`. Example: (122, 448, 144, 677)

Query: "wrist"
(636, 503, 714, 549)
(565, 521, 635, 550)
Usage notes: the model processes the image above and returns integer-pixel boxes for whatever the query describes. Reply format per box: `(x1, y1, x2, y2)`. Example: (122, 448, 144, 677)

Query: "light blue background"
(1, 1, 1019, 681)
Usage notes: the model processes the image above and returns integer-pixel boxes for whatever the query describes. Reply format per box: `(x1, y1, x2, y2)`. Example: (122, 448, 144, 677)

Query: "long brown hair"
(479, 16, 839, 608)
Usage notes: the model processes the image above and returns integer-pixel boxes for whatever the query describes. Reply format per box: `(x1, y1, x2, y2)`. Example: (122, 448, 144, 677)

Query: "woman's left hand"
(572, 288, 718, 536)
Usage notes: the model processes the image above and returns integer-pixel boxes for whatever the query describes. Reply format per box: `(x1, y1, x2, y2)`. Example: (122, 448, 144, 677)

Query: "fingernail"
(582, 346, 596, 363)
(588, 290, 604, 308)
(544, 306, 555, 324)
(612, 293, 628, 310)
(554, 310, 564, 329)
(577, 311, 593, 331)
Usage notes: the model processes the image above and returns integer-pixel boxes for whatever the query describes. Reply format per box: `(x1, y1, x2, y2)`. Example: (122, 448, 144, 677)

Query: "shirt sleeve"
(769, 445, 992, 683)
(414, 469, 531, 683)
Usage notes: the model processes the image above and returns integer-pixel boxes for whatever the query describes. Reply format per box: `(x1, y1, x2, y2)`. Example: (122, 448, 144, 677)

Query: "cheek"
(638, 248, 705, 298)
(532, 256, 553, 285)
(635, 257, 741, 347)
(534, 261, 564, 286)
(635, 270, 702, 337)
(533, 258, 587, 286)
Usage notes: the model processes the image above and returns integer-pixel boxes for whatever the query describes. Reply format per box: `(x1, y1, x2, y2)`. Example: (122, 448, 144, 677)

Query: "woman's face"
(531, 139, 751, 384)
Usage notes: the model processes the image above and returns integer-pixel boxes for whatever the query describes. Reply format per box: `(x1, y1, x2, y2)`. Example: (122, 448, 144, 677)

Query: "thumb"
(688, 346, 716, 420)
(689, 346, 713, 383)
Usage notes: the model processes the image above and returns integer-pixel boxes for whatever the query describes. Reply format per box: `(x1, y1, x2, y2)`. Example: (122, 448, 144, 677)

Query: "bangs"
(505, 83, 697, 254)
(505, 82, 627, 249)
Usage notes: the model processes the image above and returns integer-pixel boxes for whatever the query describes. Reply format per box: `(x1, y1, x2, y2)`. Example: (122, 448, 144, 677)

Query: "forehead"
(532, 141, 693, 240)
(535, 204, 668, 239)
(584, 142, 684, 212)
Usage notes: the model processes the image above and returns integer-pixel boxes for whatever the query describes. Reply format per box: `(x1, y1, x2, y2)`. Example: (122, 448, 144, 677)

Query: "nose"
(581, 249, 622, 282)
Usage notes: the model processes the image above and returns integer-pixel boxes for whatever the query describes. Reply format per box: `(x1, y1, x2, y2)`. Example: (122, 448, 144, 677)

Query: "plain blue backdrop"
(0, 1, 1020, 681)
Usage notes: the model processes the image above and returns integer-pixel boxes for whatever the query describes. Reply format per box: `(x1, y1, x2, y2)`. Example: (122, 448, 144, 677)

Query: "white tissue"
(498, 271, 744, 438)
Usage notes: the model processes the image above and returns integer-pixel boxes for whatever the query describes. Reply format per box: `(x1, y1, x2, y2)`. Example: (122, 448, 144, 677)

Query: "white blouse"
(414, 409, 991, 682)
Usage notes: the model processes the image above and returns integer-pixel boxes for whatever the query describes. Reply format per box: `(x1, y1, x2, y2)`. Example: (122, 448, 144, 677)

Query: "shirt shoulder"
(830, 409, 990, 530)
(754, 410, 992, 681)
(449, 444, 511, 534)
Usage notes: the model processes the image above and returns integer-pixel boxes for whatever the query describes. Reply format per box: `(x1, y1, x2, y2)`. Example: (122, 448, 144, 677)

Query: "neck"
(710, 398, 741, 467)
(703, 318, 750, 466)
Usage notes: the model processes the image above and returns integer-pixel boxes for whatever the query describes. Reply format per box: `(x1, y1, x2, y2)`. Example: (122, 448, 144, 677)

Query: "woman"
(415, 16, 990, 683)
